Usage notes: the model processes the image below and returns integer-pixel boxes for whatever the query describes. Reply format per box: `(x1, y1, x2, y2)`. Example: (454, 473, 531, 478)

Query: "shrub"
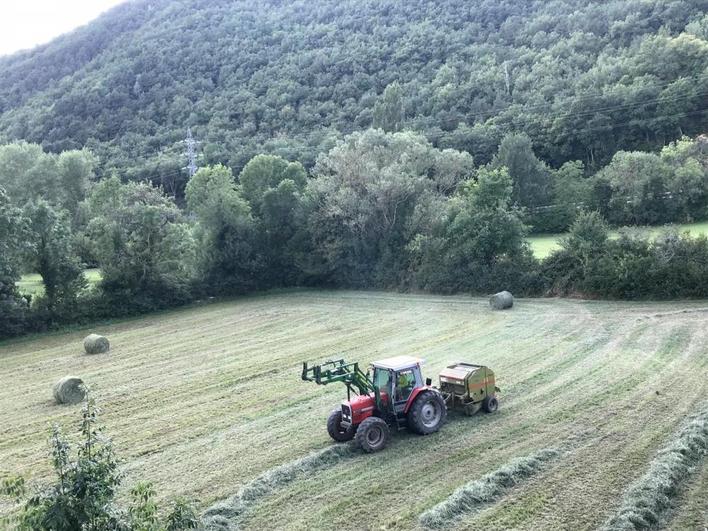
(0, 393, 200, 531)
(543, 217, 708, 299)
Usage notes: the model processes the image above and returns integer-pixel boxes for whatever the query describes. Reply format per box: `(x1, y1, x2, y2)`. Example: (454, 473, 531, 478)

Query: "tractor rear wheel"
(355, 416, 390, 453)
(327, 409, 355, 442)
(408, 390, 447, 435)
(482, 395, 499, 413)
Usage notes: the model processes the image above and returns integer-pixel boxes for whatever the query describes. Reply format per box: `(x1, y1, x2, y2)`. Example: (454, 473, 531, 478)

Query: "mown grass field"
(527, 220, 708, 258)
(0, 291, 706, 530)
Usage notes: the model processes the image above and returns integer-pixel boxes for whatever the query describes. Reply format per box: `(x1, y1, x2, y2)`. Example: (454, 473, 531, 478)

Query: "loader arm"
(302, 358, 378, 401)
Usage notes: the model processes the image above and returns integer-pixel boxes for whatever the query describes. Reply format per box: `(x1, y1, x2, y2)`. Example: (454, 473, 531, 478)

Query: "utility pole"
(183, 128, 200, 177)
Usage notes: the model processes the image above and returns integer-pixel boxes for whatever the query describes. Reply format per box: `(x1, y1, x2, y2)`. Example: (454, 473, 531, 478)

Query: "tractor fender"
(403, 386, 439, 414)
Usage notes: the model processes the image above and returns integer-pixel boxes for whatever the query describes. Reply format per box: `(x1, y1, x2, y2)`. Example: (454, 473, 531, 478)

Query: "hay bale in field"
(489, 291, 514, 310)
(53, 376, 86, 405)
(83, 334, 110, 354)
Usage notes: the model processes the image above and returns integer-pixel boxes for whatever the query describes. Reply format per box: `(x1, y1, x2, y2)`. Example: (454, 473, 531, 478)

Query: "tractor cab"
(370, 356, 426, 415)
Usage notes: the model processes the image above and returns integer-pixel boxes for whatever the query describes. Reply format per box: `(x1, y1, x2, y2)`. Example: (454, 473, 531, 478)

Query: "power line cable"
(460, 72, 708, 122)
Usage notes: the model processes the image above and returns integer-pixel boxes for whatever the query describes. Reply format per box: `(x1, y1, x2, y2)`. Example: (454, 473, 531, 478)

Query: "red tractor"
(302, 356, 499, 452)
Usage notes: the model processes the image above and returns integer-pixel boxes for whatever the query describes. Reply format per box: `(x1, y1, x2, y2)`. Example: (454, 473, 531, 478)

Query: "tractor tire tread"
(408, 390, 447, 435)
(327, 409, 355, 442)
(355, 416, 390, 453)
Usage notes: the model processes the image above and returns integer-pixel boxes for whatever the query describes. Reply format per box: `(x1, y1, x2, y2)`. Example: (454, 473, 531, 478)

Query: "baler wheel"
(327, 409, 355, 442)
(355, 416, 390, 452)
(408, 390, 447, 434)
(483, 395, 499, 413)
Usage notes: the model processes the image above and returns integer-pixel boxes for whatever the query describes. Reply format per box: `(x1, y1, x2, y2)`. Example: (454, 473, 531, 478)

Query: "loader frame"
(302, 358, 382, 405)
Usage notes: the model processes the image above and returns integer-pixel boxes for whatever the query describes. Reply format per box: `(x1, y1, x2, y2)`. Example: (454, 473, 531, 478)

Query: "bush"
(0, 393, 200, 531)
(81, 177, 197, 312)
(542, 212, 708, 299)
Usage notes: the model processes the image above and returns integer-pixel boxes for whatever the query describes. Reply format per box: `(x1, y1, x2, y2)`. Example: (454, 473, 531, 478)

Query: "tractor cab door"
(372, 366, 393, 412)
(393, 365, 423, 415)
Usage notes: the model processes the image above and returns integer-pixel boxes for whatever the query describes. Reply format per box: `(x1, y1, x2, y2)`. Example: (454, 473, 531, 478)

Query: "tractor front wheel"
(327, 409, 355, 442)
(408, 391, 447, 435)
(355, 416, 390, 453)
(482, 395, 499, 413)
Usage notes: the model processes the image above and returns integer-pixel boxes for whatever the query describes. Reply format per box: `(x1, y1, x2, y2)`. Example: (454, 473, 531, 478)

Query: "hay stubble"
(0, 291, 706, 530)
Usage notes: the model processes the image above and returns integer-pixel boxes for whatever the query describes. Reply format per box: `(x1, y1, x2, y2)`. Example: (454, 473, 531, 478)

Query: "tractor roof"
(371, 355, 423, 371)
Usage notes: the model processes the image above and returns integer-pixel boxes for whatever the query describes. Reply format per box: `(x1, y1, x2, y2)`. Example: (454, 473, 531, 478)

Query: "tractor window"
(395, 369, 416, 402)
(373, 368, 391, 392)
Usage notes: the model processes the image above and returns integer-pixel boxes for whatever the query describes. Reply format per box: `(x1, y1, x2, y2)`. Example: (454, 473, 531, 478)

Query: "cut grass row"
(419, 448, 560, 528)
(527, 220, 708, 258)
(0, 291, 706, 529)
(600, 402, 708, 530)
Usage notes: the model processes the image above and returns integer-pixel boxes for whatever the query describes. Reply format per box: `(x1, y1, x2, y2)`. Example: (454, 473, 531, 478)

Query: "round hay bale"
(490, 291, 514, 310)
(83, 334, 110, 354)
(53, 376, 86, 405)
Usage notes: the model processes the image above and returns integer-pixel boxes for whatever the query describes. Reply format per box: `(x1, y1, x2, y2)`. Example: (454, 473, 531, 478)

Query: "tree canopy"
(0, 0, 705, 186)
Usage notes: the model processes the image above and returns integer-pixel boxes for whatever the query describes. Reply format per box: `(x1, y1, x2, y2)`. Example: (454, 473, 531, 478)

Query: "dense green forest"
(0, 0, 706, 188)
(1, 0, 707, 339)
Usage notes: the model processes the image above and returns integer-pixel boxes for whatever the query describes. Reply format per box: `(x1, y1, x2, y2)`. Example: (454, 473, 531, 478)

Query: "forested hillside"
(0, 0, 706, 188)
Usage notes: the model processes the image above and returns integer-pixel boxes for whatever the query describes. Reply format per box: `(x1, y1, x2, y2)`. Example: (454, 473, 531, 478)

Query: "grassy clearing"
(418, 448, 560, 528)
(16, 268, 101, 297)
(527, 220, 708, 258)
(0, 291, 706, 530)
(600, 402, 708, 531)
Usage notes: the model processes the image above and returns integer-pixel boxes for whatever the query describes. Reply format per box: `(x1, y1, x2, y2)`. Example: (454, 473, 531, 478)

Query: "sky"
(0, 0, 128, 57)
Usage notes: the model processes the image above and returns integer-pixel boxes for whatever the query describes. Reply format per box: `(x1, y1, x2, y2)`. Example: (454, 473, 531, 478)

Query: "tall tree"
(57, 149, 96, 215)
(373, 82, 405, 133)
(237, 155, 308, 285)
(24, 200, 86, 313)
(545, 160, 591, 232)
(186, 165, 259, 293)
(307, 128, 474, 286)
(82, 177, 195, 309)
(413, 167, 536, 293)
(238, 154, 307, 216)
(493, 132, 552, 211)
(593, 151, 672, 225)
(0, 142, 59, 206)
(0, 143, 95, 214)
(0, 187, 30, 337)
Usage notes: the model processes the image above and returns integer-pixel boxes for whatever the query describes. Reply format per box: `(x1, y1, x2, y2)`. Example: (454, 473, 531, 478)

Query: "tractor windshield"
(373, 367, 391, 393)
(395, 369, 416, 402)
